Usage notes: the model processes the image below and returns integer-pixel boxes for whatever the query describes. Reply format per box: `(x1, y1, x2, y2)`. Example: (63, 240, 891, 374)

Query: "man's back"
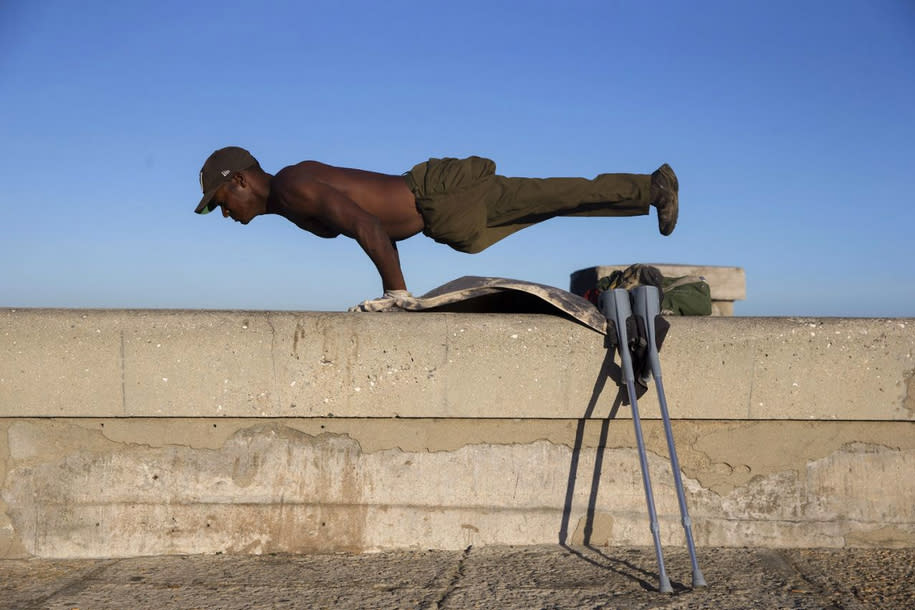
(272, 161, 423, 241)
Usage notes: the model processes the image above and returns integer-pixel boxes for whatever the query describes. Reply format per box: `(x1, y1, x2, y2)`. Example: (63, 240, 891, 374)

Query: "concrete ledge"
(2, 309, 913, 420)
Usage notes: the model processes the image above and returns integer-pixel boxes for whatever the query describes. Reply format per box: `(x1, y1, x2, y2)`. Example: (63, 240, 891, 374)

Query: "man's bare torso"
(271, 161, 424, 241)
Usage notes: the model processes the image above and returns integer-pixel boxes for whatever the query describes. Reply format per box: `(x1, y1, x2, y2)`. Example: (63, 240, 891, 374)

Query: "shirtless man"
(194, 147, 678, 309)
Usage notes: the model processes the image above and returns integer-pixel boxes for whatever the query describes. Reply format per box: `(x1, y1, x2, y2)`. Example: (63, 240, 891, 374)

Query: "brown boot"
(650, 163, 678, 236)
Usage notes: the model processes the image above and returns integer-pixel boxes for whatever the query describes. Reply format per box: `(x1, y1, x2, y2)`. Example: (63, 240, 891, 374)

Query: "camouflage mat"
(399, 276, 607, 334)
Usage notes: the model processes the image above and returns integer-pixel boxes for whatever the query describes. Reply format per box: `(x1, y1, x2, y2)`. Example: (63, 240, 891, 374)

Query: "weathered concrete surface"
(1, 546, 913, 609)
(2, 309, 913, 420)
(2, 310, 914, 558)
(2, 419, 913, 558)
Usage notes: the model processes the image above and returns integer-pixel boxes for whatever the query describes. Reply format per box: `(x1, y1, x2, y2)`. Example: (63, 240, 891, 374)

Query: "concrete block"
(273, 313, 451, 418)
(2, 310, 913, 420)
(570, 264, 744, 319)
(742, 318, 914, 420)
(0, 310, 123, 416)
(569, 263, 746, 302)
(121, 311, 278, 416)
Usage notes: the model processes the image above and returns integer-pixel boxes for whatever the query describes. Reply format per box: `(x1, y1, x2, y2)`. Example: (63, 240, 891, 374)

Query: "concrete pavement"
(1, 545, 912, 609)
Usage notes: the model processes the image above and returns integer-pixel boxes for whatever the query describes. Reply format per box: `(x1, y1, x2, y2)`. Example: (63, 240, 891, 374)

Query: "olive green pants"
(403, 156, 651, 253)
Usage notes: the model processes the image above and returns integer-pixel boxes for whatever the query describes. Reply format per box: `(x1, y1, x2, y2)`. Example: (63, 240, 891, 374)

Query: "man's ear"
(232, 172, 247, 187)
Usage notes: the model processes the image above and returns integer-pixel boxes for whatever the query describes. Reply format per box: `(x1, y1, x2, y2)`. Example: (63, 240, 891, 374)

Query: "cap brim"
(195, 188, 219, 214)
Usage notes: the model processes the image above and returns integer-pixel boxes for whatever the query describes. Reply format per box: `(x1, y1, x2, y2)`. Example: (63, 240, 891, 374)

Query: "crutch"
(600, 288, 672, 594)
(632, 285, 707, 588)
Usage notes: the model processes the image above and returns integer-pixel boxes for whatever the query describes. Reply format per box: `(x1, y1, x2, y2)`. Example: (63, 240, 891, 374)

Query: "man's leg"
(487, 173, 650, 225)
(463, 172, 652, 252)
(407, 157, 676, 254)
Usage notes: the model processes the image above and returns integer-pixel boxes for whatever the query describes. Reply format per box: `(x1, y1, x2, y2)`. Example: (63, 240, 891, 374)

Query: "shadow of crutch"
(556, 337, 663, 590)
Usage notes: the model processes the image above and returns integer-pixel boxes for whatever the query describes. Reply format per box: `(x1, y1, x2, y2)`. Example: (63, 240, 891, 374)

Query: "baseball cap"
(195, 146, 258, 214)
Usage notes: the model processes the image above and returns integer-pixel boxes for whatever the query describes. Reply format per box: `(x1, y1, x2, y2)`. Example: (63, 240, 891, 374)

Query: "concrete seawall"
(1, 309, 913, 558)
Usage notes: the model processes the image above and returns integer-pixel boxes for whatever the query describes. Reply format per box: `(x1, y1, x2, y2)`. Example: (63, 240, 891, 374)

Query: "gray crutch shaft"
(632, 286, 707, 588)
(601, 288, 672, 594)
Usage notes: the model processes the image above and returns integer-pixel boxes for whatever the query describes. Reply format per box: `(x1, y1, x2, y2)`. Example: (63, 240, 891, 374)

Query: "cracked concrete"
(904, 366, 915, 417)
(2, 420, 913, 558)
(7, 417, 910, 495)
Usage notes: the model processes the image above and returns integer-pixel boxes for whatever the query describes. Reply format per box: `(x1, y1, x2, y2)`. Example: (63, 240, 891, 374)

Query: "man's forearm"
(356, 224, 408, 292)
(377, 249, 408, 292)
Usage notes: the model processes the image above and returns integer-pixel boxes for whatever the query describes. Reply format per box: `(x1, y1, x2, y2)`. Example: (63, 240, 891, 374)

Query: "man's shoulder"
(275, 160, 327, 182)
(273, 162, 330, 197)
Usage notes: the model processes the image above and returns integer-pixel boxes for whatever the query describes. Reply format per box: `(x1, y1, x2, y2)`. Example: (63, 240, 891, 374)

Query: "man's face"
(213, 175, 260, 225)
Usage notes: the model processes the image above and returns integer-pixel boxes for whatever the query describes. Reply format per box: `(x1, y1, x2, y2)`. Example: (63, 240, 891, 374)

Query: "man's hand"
(348, 290, 419, 312)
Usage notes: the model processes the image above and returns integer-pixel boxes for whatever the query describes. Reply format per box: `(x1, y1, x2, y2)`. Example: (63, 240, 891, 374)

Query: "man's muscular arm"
(273, 174, 408, 292)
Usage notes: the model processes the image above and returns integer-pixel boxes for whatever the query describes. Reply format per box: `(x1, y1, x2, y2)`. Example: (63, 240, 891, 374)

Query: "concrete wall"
(1, 309, 913, 558)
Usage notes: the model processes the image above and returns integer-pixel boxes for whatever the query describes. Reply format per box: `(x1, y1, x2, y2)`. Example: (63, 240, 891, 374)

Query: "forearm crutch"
(632, 285, 707, 588)
(600, 288, 672, 594)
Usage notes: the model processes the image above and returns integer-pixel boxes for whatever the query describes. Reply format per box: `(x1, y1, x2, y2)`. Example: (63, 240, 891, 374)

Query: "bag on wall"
(584, 264, 712, 316)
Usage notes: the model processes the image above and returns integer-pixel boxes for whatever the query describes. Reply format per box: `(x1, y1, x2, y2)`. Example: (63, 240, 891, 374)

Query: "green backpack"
(660, 275, 712, 316)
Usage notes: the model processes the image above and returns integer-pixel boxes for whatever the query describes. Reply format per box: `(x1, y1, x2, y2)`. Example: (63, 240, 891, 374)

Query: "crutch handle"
(632, 286, 663, 376)
(600, 289, 636, 384)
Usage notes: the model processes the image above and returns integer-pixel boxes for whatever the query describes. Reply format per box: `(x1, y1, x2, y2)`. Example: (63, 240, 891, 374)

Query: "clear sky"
(2, 0, 913, 316)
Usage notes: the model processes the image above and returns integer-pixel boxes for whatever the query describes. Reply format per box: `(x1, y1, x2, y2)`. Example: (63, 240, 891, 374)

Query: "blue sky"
(2, 0, 913, 316)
